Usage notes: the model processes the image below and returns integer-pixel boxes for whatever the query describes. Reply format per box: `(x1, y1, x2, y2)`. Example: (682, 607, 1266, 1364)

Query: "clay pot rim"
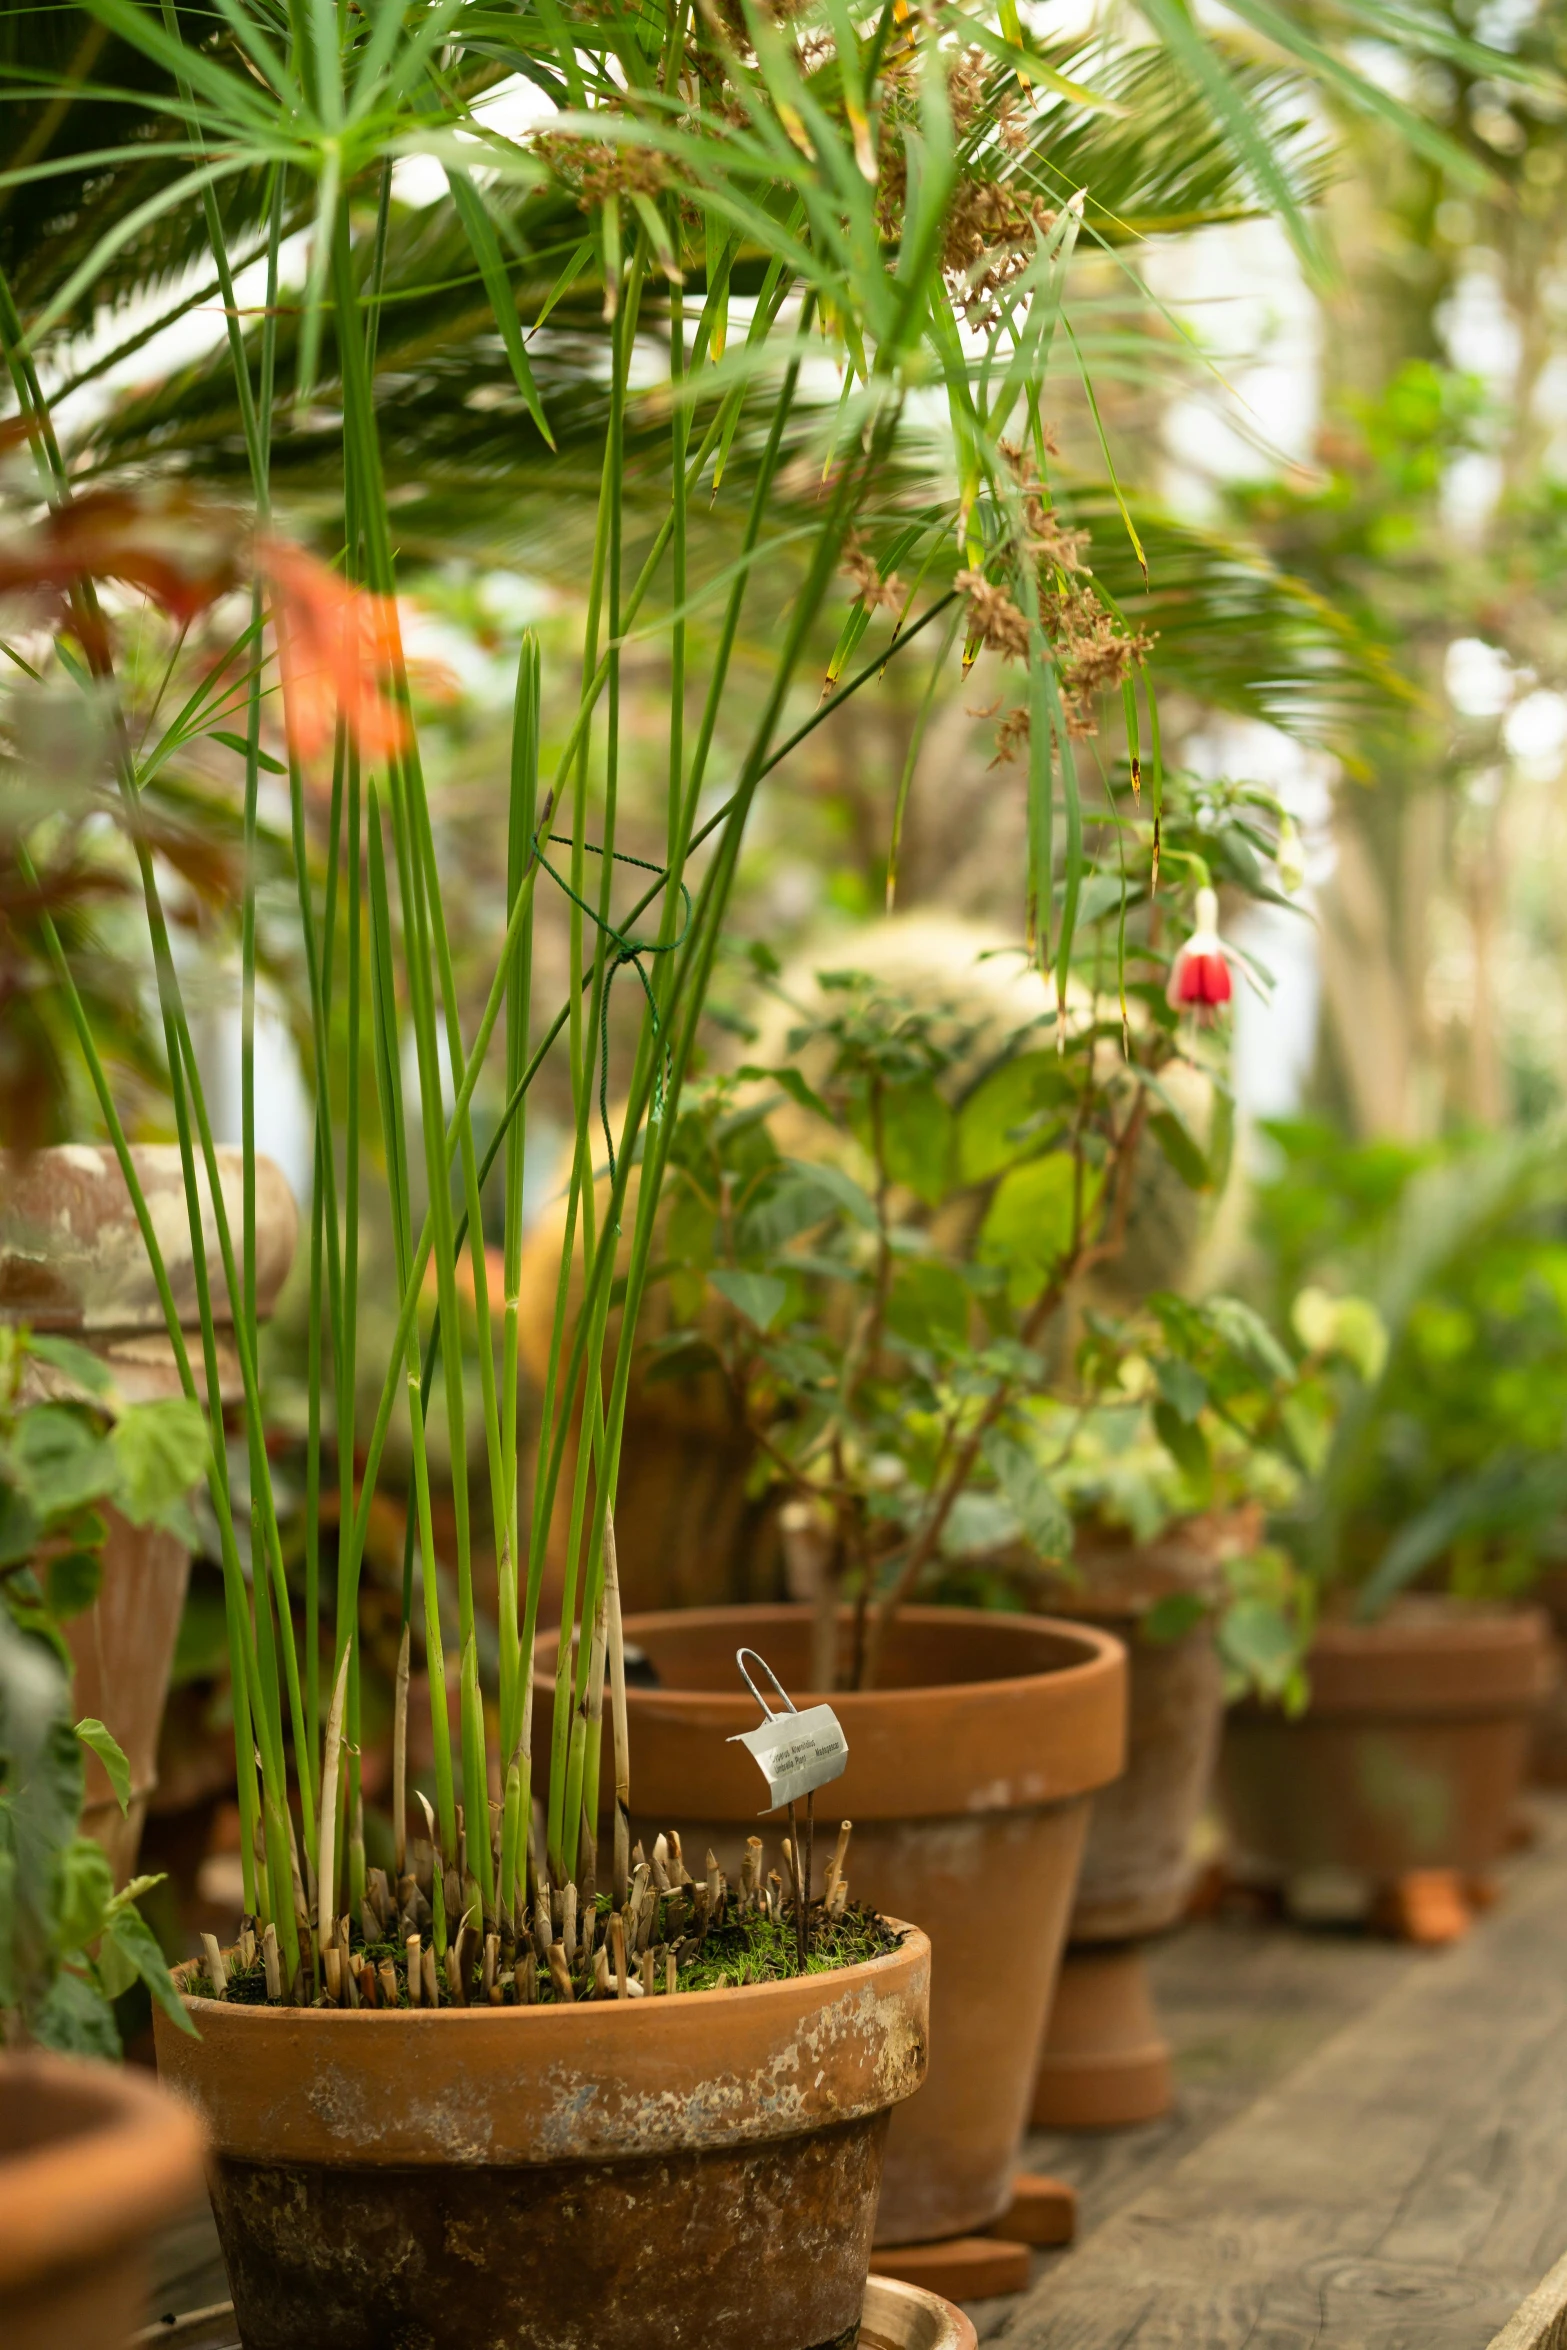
(577, 1603, 1128, 1819)
(606, 1600, 1123, 1709)
(1230, 1602, 1553, 1723)
(1310, 1602, 1549, 1651)
(175, 1913, 924, 2031)
(157, 1920, 931, 2168)
(0, 2048, 205, 2295)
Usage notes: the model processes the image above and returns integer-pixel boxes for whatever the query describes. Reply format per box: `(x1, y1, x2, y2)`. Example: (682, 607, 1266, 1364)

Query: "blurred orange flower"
(255, 537, 409, 767)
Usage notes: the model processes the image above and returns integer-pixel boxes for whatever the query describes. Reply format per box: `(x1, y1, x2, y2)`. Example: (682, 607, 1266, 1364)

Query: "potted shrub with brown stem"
(2, 0, 1534, 2335)
(595, 769, 1340, 2249)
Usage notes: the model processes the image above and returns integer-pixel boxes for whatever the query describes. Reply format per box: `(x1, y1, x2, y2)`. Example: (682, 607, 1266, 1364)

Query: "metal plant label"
(732, 1703, 849, 1813)
(729, 1648, 848, 1814)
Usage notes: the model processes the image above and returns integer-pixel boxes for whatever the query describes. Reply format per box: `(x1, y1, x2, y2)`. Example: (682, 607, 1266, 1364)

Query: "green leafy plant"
(648, 768, 1368, 1696)
(1045, 1287, 1375, 1707)
(0, 1335, 200, 2054)
(1255, 1119, 1567, 1618)
(0, 1608, 194, 2054)
(0, 1330, 209, 1632)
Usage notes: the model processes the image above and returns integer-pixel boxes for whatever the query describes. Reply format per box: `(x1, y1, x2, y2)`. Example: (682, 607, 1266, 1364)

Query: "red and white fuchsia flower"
(1167, 885, 1233, 1021)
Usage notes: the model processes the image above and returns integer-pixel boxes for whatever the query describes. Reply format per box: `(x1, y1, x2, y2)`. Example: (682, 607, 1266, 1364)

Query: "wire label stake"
(729, 1647, 848, 1815)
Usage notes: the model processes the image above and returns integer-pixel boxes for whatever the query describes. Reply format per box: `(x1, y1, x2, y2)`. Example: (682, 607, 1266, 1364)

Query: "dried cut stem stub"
(201, 1932, 227, 1999)
(214, 1812, 879, 2010)
(823, 1820, 852, 1910)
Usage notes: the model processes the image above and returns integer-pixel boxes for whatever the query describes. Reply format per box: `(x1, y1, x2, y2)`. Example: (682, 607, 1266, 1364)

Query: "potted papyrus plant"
(1, 0, 1542, 2333)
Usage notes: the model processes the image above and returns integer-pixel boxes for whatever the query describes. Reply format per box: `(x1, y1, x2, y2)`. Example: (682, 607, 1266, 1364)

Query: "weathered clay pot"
(0, 1144, 296, 1339)
(154, 1926, 930, 2350)
(860, 2276, 978, 2350)
(593, 1604, 1126, 2247)
(0, 2048, 206, 2350)
(1218, 1600, 1554, 1920)
(1032, 1526, 1228, 2128)
(0, 1145, 297, 1880)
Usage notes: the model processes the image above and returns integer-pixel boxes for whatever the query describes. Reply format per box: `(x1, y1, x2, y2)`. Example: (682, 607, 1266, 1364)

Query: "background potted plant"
(1219, 1123, 1560, 1938)
(604, 763, 1335, 2233)
(2, 1448, 206, 2350)
(1024, 1288, 1368, 2127)
(0, 1150, 296, 1884)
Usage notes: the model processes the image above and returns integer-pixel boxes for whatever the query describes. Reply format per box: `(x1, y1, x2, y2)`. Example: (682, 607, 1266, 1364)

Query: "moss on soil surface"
(211, 1903, 901, 2009)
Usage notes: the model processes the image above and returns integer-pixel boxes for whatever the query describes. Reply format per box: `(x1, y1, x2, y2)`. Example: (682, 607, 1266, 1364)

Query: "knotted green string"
(531, 832, 691, 1182)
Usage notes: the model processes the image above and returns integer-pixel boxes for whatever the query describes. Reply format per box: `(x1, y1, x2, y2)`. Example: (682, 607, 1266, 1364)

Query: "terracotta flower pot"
(153, 1925, 930, 2350)
(1218, 1600, 1555, 1921)
(0, 2049, 206, 2350)
(595, 1604, 1126, 2247)
(1031, 1526, 1228, 2129)
(860, 2275, 978, 2350)
(0, 1145, 297, 1881)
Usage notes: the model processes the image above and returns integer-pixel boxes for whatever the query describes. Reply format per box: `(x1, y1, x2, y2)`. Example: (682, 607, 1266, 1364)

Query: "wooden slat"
(1004, 1813, 1567, 2350)
(1487, 2250, 1567, 2350)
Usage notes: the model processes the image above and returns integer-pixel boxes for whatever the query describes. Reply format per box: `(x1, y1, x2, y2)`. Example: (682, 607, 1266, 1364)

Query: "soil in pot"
(1031, 1526, 1228, 2128)
(0, 2049, 206, 2350)
(154, 1923, 930, 2350)
(567, 1603, 1126, 2247)
(1218, 1598, 1554, 1922)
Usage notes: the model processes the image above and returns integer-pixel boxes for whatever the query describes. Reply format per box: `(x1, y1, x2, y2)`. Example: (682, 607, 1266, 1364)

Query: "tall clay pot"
(581, 1604, 1126, 2248)
(1218, 1599, 1554, 1921)
(1031, 1524, 1229, 2129)
(0, 2049, 206, 2350)
(0, 1145, 297, 1880)
(155, 1927, 930, 2350)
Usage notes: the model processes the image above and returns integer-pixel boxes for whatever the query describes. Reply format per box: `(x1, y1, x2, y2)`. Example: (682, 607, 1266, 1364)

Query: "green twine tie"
(530, 832, 691, 1184)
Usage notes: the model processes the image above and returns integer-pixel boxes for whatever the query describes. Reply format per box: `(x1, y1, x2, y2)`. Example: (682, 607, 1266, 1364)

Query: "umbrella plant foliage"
(0, 0, 1545, 2002)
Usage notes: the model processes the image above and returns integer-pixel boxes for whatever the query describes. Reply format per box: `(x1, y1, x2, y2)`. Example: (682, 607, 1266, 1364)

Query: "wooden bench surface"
(145, 1805, 1567, 2350)
(977, 1803, 1567, 2349)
